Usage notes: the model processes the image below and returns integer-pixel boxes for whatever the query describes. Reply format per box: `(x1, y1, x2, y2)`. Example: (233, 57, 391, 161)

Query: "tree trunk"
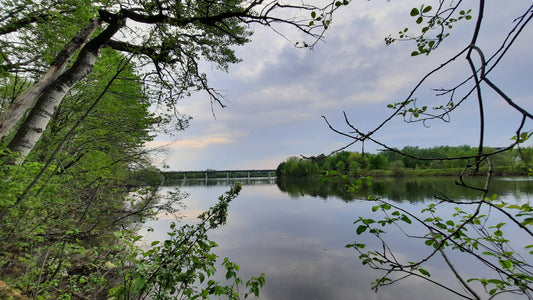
(5, 14, 125, 164)
(0, 18, 101, 139)
(7, 48, 99, 163)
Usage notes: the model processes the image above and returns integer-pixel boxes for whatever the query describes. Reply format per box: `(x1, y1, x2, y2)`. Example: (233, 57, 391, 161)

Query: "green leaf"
(400, 215, 412, 224)
(418, 268, 431, 277)
(380, 203, 391, 210)
(133, 276, 146, 290)
(436, 223, 447, 229)
(410, 8, 419, 16)
(499, 260, 513, 269)
(356, 225, 367, 235)
(311, 11, 316, 18)
(522, 217, 533, 226)
(422, 6, 432, 13)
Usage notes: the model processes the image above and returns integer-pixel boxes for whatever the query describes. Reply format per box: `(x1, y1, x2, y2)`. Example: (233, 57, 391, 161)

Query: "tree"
(323, 1, 533, 298)
(367, 153, 388, 170)
(0, 0, 349, 164)
(0, 42, 265, 299)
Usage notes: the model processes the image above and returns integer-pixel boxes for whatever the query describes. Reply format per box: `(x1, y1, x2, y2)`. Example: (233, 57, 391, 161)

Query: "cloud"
(146, 2, 533, 171)
(146, 135, 235, 150)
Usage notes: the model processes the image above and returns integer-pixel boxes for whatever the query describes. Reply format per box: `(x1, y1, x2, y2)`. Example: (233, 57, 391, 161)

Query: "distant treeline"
(276, 145, 533, 178)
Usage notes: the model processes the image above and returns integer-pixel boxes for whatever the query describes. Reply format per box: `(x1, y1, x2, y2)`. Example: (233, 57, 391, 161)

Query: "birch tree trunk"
(7, 49, 98, 163)
(6, 16, 124, 164)
(0, 18, 101, 139)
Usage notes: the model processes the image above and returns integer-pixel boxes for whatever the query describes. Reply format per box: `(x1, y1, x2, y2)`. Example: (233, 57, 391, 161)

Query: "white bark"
(0, 18, 100, 139)
(7, 47, 99, 164)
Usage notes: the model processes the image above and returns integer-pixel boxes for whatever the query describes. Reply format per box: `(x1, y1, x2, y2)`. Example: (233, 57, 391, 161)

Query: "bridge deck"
(164, 170, 277, 179)
(169, 169, 276, 174)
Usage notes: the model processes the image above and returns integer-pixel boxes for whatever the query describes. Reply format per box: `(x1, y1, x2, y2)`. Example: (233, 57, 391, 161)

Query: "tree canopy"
(0, 0, 348, 163)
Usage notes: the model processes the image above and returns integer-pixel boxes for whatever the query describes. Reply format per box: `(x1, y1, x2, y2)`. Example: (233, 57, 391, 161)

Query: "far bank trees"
(277, 145, 532, 178)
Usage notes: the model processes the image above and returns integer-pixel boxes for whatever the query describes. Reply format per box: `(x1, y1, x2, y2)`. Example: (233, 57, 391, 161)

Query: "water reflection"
(276, 176, 533, 203)
(143, 177, 532, 300)
(166, 177, 276, 187)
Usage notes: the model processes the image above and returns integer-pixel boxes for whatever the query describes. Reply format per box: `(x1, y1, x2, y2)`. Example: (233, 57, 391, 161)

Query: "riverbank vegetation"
(276, 145, 533, 179)
(0, 51, 166, 298)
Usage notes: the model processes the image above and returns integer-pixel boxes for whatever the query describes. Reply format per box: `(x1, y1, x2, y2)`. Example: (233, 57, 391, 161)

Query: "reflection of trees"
(276, 178, 354, 201)
(276, 177, 533, 203)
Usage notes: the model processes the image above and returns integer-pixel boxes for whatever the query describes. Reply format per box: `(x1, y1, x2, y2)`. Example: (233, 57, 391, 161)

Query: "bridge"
(164, 169, 277, 180)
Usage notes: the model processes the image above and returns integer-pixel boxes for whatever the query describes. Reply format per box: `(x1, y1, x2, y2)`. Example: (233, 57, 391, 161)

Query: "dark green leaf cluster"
(0, 51, 169, 298)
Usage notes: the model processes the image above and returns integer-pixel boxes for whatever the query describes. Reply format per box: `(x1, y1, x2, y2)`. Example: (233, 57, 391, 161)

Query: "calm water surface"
(141, 177, 532, 300)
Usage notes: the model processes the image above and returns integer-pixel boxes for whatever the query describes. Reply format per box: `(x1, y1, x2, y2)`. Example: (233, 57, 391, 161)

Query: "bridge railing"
(163, 170, 277, 180)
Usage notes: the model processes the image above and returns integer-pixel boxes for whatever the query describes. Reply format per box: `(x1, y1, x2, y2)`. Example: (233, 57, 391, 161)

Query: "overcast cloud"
(146, 1, 533, 171)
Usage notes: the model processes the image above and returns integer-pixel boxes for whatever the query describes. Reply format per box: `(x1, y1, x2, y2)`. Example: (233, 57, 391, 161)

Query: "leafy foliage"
(110, 183, 266, 300)
(277, 145, 532, 178)
(320, 1, 533, 298)
(385, 3, 473, 56)
(344, 190, 533, 298)
(0, 50, 173, 298)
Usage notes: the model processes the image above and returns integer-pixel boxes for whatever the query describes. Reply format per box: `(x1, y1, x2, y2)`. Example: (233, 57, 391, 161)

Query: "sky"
(146, 1, 533, 171)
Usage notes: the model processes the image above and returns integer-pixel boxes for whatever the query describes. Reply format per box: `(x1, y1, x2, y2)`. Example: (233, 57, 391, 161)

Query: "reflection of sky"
(141, 180, 530, 300)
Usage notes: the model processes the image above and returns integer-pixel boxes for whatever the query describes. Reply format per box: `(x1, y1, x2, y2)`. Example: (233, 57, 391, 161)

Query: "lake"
(140, 177, 533, 300)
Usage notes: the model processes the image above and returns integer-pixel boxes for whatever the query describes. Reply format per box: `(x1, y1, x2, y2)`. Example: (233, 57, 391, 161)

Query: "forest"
(276, 145, 533, 178)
